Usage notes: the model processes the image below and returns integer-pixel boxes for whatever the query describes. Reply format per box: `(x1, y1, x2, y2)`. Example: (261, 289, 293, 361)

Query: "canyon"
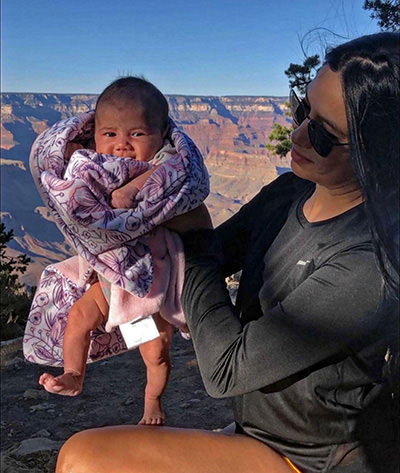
(1, 93, 291, 286)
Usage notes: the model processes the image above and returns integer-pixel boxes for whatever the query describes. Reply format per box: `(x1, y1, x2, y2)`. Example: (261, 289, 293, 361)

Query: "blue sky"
(2, 0, 380, 96)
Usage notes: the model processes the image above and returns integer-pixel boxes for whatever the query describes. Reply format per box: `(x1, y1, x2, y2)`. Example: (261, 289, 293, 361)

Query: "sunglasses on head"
(289, 88, 348, 157)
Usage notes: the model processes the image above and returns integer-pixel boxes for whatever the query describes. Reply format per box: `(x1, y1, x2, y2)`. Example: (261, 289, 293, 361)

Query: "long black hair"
(325, 32, 400, 297)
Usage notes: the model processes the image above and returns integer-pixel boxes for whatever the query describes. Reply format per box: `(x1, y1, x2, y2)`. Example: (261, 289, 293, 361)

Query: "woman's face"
(290, 65, 357, 189)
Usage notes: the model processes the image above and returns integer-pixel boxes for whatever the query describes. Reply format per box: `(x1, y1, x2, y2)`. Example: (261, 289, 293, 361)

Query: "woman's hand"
(163, 204, 213, 234)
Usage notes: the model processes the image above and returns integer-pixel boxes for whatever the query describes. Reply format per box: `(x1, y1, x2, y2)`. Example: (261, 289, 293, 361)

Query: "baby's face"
(94, 101, 165, 162)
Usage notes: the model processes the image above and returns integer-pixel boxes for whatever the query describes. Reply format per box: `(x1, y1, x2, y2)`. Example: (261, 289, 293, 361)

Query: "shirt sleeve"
(214, 185, 270, 277)
(215, 172, 302, 277)
(181, 234, 385, 398)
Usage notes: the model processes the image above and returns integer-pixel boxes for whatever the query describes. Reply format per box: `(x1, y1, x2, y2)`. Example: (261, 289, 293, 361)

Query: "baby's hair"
(95, 76, 169, 131)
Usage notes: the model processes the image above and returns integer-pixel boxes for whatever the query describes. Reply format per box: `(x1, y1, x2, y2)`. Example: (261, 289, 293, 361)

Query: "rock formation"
(1, 93, 291, 286)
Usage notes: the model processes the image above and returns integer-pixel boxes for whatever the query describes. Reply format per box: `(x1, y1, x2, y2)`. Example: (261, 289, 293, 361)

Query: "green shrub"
(0, 223, 34, 341)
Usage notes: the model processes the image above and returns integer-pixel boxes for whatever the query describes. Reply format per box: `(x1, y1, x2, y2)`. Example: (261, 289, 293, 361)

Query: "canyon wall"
(1, 93, 291, 285)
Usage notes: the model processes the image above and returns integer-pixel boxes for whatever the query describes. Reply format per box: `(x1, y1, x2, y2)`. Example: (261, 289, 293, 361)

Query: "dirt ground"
(1, 332, 233, 472)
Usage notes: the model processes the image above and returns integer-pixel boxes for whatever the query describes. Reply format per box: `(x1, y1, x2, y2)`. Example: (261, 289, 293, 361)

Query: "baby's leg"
(138, 313, 174, 425)
(39, 282, 108, 396)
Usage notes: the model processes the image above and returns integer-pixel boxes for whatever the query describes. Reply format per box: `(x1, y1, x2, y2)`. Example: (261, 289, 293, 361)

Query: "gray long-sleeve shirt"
(181, 172, 398, 473)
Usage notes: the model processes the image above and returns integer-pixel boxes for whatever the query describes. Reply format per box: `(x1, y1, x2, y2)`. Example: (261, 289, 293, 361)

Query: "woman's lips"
(291, 147, 313, 164)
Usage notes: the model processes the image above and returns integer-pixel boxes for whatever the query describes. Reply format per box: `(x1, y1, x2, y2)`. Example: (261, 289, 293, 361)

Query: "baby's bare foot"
(138, 397, 165, 426)
(39, 372, 83, 396)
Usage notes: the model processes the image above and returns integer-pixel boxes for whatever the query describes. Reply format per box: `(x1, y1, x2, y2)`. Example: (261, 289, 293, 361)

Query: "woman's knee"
(56, 426, 156, 473)
(56, 430, 94, 473)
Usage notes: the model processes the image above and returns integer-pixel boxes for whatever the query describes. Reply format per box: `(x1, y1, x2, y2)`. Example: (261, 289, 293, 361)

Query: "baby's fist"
(110, 186, 139, 209)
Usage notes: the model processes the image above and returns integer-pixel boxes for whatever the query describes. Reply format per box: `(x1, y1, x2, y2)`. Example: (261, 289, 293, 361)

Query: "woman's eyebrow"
(305, 88, 345, 136)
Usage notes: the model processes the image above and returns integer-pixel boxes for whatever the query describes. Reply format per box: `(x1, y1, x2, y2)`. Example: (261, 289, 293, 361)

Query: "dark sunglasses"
(289, 88, 348, 157)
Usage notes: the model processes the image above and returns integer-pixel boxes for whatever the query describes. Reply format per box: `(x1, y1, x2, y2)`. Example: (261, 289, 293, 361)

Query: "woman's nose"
(291, 120, 312, 149)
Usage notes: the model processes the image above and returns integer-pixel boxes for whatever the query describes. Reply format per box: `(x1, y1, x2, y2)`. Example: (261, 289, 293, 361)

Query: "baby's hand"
(65, 142, 83, 159)
(110, 166, 160, 209)
(110, 184, 139, 209)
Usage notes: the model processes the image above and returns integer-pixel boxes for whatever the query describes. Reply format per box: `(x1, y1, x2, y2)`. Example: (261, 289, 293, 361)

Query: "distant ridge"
(1, 92, 291, 286)
(2, 91, 289, 98)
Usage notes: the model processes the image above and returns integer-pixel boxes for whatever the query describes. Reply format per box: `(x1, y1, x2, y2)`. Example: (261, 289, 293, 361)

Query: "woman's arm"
(181, 235, 385, 398)
(165, 181, 277, 277)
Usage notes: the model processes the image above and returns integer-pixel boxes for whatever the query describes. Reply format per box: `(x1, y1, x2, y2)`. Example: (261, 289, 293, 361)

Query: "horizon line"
(1, 91, 289, 99)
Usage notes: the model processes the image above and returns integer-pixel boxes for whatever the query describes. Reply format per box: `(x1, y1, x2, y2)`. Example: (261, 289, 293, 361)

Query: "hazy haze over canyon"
(1, 93, 291, 286)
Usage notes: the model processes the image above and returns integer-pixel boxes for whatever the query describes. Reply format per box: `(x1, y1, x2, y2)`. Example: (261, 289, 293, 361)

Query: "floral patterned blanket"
(23, 111, 209, 366)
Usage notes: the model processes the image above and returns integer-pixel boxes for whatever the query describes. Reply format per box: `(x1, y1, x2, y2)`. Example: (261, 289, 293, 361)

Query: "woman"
(56, 32, 399, 473)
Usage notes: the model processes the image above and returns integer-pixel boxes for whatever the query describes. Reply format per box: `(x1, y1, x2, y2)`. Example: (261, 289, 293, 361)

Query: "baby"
(39, 77, 177, 425)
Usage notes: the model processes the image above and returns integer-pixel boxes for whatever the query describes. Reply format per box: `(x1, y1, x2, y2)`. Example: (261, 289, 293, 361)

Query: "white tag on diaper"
(119, 316, 159, 349)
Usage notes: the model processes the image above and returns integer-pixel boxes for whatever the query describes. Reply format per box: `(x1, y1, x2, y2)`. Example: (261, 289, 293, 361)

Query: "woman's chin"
(290, 159, 310, 180)
(290, 149, 314, 180)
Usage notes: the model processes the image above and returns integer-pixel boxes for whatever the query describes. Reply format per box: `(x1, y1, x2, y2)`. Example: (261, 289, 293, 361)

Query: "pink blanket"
(23, 111, 209, 366)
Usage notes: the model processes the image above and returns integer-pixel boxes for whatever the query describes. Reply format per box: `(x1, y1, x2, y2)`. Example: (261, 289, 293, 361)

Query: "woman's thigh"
(56, 425, 293, 473)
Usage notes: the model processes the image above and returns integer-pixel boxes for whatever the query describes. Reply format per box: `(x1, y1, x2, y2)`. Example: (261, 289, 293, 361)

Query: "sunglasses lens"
(308, 121, 332, 157)
(290, 90, 307, 125)
(290, 88, 341, 158)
